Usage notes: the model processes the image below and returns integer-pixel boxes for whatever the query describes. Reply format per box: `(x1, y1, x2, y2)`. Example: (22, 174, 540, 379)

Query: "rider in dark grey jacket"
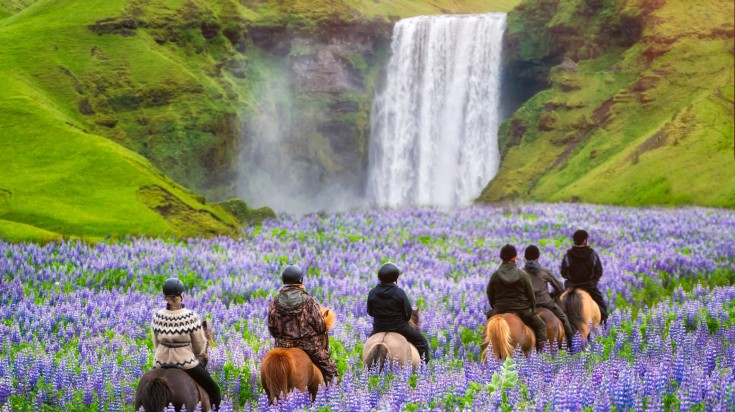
(523, 245, 574, 345)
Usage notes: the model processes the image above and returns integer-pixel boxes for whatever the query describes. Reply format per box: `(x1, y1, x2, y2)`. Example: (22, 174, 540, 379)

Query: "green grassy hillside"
(0, 73, 240, 241)
(0, 0, 245, 240)
(480, 0, 735, 207)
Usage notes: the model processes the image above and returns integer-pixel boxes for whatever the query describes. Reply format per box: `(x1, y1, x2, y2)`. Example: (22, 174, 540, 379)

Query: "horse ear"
(202, 320, 208, 329)
(324, 309, 330, 317)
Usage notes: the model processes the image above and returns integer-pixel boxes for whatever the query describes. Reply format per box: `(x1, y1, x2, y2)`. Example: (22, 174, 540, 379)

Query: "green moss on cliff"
(217, 198, 276, 225)
(481, 0, 734, 208)
(0, 75, 239, 240)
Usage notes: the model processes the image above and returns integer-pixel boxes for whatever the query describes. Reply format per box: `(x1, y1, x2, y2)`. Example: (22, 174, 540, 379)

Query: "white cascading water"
(366, 14, 506, 208)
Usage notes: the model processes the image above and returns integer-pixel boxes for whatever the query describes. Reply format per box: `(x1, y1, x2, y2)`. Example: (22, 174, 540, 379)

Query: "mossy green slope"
(0, 0, 241, 240)
(480, 0, 734, 208)
(0, 74, 239, 241)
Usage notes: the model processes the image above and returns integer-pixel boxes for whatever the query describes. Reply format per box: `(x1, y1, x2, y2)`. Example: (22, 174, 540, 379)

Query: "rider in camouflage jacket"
(267, 265, 338, 383)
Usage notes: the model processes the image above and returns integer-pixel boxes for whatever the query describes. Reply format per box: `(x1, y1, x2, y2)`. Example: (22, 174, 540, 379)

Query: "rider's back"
(151, 307, 206, 369)
(561, 246, 602, 287)
(524, 261, 563, 307)
(367, 283, 412, 329)
(268, 284, 325, 341)
(487, 262, 535, 312)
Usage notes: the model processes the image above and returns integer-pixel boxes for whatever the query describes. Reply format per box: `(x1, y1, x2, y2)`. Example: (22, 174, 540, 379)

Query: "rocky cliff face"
(238, 20, 392, 212)
(78, 1, 396, 210)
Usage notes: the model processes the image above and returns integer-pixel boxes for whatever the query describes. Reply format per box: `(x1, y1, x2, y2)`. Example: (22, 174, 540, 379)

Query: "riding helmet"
(573, 230, 589, 245)
(499, 244, 517, 261)
(162, 277, 185, 296)
(281, 264, 304, 284)
(377, 262, 402, 283)
(524, 245, 540, 261)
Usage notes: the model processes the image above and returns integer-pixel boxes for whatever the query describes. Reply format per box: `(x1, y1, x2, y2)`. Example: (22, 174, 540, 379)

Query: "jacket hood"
(496, 261, 521, 283)
(524, 260, 541, 275)
(275, 285, 308, 310)
(568, 246, 593, 258)
(375, 282, 397, 298)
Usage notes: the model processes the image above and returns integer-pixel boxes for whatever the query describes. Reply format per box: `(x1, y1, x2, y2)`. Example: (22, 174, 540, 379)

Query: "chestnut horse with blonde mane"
(481, 313, 536, 362)
(362, 310, 422, 372)
(559, 288, 601, 344)
(260, 308, 335, 403)
(134, 321, 213, 412)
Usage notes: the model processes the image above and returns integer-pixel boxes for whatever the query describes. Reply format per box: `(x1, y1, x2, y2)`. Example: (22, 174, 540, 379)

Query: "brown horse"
(260, 308, 335, 403)
(481, 313, 536, 362)
(362, 310, 422, 372)
(559, 288, 601, 344)
(134, 321, 213, 412)
(537, 307, 565, 348)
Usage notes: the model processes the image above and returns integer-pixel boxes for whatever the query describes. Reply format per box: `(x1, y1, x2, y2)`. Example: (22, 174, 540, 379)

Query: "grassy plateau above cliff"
(480, 0, 734, 207)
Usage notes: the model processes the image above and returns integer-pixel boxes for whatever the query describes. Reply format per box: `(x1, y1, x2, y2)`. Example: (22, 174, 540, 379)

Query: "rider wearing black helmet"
(267, 265, 338, 383)
(367, 262, 430, 363)
(560, 230, 609, 323)
(151, 277, 221, 409)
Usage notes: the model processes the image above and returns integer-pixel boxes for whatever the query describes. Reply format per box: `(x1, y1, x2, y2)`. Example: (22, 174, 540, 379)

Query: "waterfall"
(366, 14, 506, 208)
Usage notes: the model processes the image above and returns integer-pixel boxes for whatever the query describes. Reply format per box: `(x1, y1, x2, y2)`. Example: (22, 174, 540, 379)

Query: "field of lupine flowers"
(1, 203, 734, 411)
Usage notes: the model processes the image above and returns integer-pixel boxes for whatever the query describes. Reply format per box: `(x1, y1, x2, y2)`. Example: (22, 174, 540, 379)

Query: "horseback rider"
(367, 262, 431, 363)
(486, 245, 547, 350)
(151, 277, 221, 409)
(561, 230, 609, 323)
(267, 265, 338, 384)
(523, 245, 574, 346)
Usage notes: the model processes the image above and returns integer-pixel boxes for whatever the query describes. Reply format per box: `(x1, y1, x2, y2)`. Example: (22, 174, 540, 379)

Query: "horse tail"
(142, 376, 172, 412)
(561, 288, 584, 337)
(365, 342, 390, 372)
(488, 316, 514, 359)
(262, 349, 294, 401)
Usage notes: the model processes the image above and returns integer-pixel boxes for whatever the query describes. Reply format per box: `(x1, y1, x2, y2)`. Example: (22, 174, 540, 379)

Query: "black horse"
(134, 321, 213, 412)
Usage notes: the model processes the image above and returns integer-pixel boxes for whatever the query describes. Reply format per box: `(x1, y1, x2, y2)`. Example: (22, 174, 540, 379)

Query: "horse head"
(199, 320, 213, 369)
(202, 320, 214, 344)
(320, 307, 336, 331)
(409, 309, 421, 332)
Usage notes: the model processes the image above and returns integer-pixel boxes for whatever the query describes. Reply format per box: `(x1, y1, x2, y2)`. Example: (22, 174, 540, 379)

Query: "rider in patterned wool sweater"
(267, 265, 338, 384)
(151, 278, 221, 409)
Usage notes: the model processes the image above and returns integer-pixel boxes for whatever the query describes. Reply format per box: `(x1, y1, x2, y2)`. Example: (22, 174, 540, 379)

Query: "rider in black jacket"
(560, 230, 609, 323)
(367, 263, 430, 363)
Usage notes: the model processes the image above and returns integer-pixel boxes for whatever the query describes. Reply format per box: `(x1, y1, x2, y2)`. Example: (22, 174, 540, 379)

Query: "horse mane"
(560, 288, 583, 337)
(321, 307, 336, 331)
(142, 376, 172, 412)
(409, 309, 421, 332)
